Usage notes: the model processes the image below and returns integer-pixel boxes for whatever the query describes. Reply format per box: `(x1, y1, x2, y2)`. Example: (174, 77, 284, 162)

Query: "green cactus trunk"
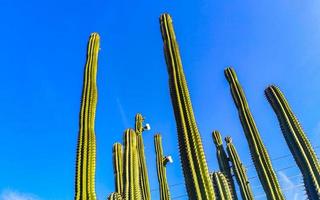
(123, 129, 141, 200)
(74, 33, 100, 200)
(159, 13, 215, 200)
(108, 192, 123, 200)
(154, 134, 171, 200)
(135, 114, 151, 200)
(224, 67, 284, 200)
(211, 172, 233, 200)
(212, 131, 238, 200)
(265, 85, 320, 199)
(113, 143, 124, 195)
(225, 137, 254, 200)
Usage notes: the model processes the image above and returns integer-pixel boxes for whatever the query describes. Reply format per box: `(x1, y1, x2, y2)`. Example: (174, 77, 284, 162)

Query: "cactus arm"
(265, 85, 320, 199)
(212, 131, 238, 200)
(108, 192, 123, 200)
(123, 129, 141, 200)
(225, 137, 254, 200)
(112, 143, 124, 194)
(211, 172, 233, 200)
(224, 67, 284, 200)
(74, 33, 100, 200)
(154, 134, 171, 200)
(159, 13, 215, 199)
(135, 113, 151, 200)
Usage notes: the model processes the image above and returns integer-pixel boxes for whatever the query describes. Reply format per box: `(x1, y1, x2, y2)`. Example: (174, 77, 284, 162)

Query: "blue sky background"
(1, 0, 320, 200)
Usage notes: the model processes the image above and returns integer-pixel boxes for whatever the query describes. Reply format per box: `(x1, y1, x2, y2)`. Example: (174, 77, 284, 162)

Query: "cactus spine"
(225, 137, 254, 200)
(135, 114, 151, 200)
(75, 33, 100, 200)
(265, 85, 320, 199)
(113, 143, 124, 194)
(160, 13, 215, 199)
(211, 172, 233, 200)
(212, 131, 238, 200)
(224, 67, 284, 200)
(154, 134, 172, 200)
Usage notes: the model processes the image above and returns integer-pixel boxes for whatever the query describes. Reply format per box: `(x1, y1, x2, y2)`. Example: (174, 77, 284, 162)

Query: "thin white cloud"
(278, 171, 304, 200)
(0, 189, 40, 200)
(116, 98, 129, 128)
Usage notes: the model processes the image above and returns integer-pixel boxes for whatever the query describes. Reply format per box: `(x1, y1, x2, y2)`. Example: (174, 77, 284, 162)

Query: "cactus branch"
(211, 172, 233, 200)
(112, 143, 124, 195)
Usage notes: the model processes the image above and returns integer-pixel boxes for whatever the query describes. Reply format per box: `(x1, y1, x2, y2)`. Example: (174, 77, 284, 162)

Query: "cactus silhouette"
(212, 131, 238, 200)
(265, 85, 320, 199)
(224, 67, 284, 200)
(211, 172, 233, 200)
(154, 134, 172, 200)
(160, 13, 215, 199)
(113, 143, 124, 194)
(74, 33, 100, 200)
(225, 136, 254, 200)
(135, 114, 151, 200)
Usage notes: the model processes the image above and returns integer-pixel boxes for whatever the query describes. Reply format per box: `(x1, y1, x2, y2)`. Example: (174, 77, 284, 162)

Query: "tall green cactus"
(113, 143, 124, 194)
(211, 172, 233, 200)
(123, 129, 141, 200)
(154, 134, 172, 200)
(134, 114, 151, 200)
(265, 85, 320, 199)
(160, 13, 215, 199)
(224, 67, 284, 200)
(212, 131, 237, 200)
(75, 33, 100, 200)
(225, 136, 254, 200)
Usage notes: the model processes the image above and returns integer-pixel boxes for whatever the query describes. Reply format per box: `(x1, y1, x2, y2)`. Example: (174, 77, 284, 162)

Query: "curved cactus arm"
(265, 85, 320, 199)
(112, 143, 124, 195)
(225, 137, 254, 200)
(159, 13, 215, 200)
(224, 67, 284, 200)
(134, 113, 151, 200)
(212, 131, 238, 200)
(154, 134, 172, 200)
(123, 129, 141, 200)
(107, 192, 123, 200)
(211, 172, 233, 200)
(75, 33, 100, 200)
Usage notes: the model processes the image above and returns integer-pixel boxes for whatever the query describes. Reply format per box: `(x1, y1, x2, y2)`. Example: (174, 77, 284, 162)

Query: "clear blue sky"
(1, 1, 320, 200)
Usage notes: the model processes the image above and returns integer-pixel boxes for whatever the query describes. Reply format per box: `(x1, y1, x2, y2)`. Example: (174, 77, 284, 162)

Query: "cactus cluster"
(74, 14, 320, 200)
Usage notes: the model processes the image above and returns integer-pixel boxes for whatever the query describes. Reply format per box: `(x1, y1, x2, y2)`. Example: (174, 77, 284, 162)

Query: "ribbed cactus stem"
(211, 172, 233, 200)
(75, 33, 100, 200)
(225, 137, 254, 200)
(265, 85, 320, 199)
(160, 13, 215, 199)
(154, 134, 172, 200)
(224, 67, 284, 200)
(123, 129, 141, 200)
(113, 143, 124, 194)
(212, 131, 238, 200)
(134, 113, 151, 200)
(108, 192, 123, 200)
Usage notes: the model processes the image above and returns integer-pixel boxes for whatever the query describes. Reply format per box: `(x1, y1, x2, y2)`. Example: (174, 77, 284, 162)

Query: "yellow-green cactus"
(108, 192, 123, 200)
(224, 67, 284, 200)
(135, 114, 151, 200)
(211, 172, 233, 200)
(212, 131, 238, 200)
(154, 134, 172, 200)
(74, 33, 100, 200)
(225, 137, 254, 200)
(159, 13, 215, 199)
(112, 143, 124, 194)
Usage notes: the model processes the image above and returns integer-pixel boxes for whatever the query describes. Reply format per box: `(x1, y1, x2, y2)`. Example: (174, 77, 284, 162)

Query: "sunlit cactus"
(159, 13, 215, 199)
(211, 172, 233, 200)
(108, 192, 123, 200)
(74, 32, 100, 200)
(123, 129, 141, 200)
(265, 85, 320, 199)
(225, 136, 254, 200)
(224, 67, 284, 200)
(212, 131, 238, 200)
(112, 143, 124, 194)
(154, 134, 172, 200)
(134, 114, 151, 200)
